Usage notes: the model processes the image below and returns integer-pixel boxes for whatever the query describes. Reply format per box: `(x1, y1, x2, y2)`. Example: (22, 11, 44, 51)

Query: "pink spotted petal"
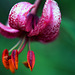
(36, 0, 61, 43)
(27, 51, 35, 71)
(29, 0, 61, 43)
(9, 2, 35, 31)
(28, 0, 52, 36)
(37, 0, 61, 43)
(0, 23, 21, 38)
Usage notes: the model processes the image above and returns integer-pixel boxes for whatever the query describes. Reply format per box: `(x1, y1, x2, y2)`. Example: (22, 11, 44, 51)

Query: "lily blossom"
(0, 0, 61, 73)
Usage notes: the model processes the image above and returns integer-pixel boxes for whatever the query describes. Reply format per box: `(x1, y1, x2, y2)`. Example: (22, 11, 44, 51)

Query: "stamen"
(17, 37, 25, 51)
(9, 40, 21, 53)
(18, 40, 28, 54)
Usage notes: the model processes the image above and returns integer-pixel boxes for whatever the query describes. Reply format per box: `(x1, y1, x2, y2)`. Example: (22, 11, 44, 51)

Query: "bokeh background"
(0, 0, 75, 75)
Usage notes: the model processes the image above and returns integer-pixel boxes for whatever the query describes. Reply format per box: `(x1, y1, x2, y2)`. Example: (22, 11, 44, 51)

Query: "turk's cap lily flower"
(0, 0, 61, 73)
(0, 0, 61, 43)
(2, 49, 18, 73)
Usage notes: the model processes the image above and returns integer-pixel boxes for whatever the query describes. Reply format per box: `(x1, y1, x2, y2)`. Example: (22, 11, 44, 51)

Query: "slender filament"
(18, 37, 25, 51)
(9, 40, 21, 53)
(18, 40, 28, 54)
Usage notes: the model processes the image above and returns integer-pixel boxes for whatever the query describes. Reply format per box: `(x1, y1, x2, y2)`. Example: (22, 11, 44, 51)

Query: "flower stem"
(31, 0, 42, 14)
(18, 40, 28, 54)
(9, 40, 21, 53)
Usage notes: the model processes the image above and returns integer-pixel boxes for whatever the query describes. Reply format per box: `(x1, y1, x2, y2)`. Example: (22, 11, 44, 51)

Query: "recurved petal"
(36, 0, 61, 43)
(36, 24, 60, 43)
(27, 51, 35, 71)
(9, 2, 35, 31)
(11, 50, 18, 70)
(29, 0, 61, 43)
(2, 49, 9, 69)
(28, 0, 52, 36)
(0, 23, 21, 38)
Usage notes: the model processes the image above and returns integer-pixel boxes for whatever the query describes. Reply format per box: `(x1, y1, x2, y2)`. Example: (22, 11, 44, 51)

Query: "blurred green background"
(0, 0, 75, 75)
